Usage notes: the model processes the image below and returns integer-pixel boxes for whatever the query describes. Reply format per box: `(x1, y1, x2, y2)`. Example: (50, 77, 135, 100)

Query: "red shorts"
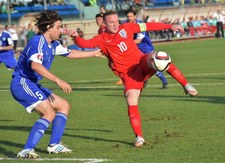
(120, 54, 155, 93)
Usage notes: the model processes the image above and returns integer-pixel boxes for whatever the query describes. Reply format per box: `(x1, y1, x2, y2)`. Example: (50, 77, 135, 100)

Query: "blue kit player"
(10, 10, 102, 159)
(0, 23, 17, 70)
(123, 9, 168, 88)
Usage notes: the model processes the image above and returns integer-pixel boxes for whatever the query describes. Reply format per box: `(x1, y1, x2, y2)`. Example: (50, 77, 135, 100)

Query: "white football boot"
(17, 149, 40, 159)
(134, 136, 145, 147)
(183, 83, 198, 97)
(47, 143, 72, 154)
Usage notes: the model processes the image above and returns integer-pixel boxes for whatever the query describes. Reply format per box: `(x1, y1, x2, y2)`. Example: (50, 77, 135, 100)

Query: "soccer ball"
(150, 51, 171, 72)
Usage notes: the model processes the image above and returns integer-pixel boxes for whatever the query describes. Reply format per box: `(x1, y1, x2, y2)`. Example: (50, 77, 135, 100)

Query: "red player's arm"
(74, 36, 96, 49)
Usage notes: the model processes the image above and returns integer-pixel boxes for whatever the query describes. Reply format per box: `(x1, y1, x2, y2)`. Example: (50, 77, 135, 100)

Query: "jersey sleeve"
(28, 44, 44, 64)
(136, 32, 145, 40)
(28, 37, 45, 64)
(7, 35, 14, 46)
(55, 42, 71, 56)
(74, 36, 98, 49)
(138, 22, 172, 32)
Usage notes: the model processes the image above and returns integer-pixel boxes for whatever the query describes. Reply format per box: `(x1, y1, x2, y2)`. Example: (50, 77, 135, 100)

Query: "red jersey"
(74, 22, 172, 75)
(98, 26, 106, 34)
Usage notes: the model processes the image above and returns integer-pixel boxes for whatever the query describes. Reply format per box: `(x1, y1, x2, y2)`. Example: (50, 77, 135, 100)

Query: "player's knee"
(125, 90, 139, 106)
(60, 100, 71, 114)
(42, 108, 56, 122)
(64, 101, 71, 112)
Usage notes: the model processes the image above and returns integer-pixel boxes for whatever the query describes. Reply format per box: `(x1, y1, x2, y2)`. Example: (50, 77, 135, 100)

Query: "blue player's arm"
(0, 45, 13, 51)
(66, 49, 103, 59)
(55, 42, 104, 59)
(0, 36, 14, 51)
(31, 62, 72, 94)
(134, 32, 145, 44)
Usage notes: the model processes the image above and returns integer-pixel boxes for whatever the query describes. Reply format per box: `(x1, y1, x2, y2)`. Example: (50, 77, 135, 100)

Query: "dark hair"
(103, 11, 117, 21)
(125, 8, 137, 16)
(95, 13, 103, 19)
(35, 10, 62, 34)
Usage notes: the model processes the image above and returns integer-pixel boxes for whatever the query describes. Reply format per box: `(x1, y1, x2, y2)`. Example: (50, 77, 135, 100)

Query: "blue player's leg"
(10, 77, 54, 158)
(47, 94, 72, 154)
(22, 101, 53, 148)
(5, 57, 17, 70)
(10, 77, 72, 158)
(155, 71, 168, 89)
(2, 50, 17, 70)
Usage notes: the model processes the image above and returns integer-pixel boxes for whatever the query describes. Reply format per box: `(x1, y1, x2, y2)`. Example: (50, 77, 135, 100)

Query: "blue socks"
(49, 112, 67, 146)
(155, 71, 168, 84)
(24, 118, 50, 149)
(23, 112, 67, 149)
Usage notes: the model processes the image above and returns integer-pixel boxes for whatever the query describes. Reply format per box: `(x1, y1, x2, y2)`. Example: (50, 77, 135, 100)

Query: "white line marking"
(0, 157, 109, 162)
(1, 72, 225, 91)
(69, 72, 225, 83)
(1, 82, 225, 91)
(77, 73, 225, 84)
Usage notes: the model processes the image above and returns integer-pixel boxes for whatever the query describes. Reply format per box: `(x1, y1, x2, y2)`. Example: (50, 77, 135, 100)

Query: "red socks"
(167, 63, 188, 86)
(128, 105, 142, 137)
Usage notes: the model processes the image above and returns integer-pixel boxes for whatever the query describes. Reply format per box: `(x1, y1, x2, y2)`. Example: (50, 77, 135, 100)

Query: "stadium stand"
(2, 1, 225, 50)
(0, 4, 80, 23)
(144, 4, 225, 22)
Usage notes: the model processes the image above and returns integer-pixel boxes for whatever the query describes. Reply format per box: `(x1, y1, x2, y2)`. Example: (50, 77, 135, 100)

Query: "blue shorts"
(10, 76, 52, 113)
(0, 51, 17, 69)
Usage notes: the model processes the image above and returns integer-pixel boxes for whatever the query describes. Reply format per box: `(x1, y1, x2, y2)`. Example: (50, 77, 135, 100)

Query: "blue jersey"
(121, 19, 154, 54)
(0, 30, 14, 54)
(13, 34, 70, 83)
(0, 30, 17, 68)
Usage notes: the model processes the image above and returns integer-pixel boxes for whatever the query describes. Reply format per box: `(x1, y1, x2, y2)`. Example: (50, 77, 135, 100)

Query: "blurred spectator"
(161, 18, 174, 39)
(143, 14, 149, 23)
(192, 16, 202, 35)
(19, 25, 27, 47)
(173, 18, 182, 37)
(135, 0, 141, 5)
(9, 24, 19, 52)
(199, 16, 208, 35)
(207, 15, 217, 26)
(213, 8, 225, 38)
(1, 1, 7, 14)
(26, 23, 35, 43)
(59, 24, 68, 47)
(187, 17, 195, 37)
(207, 15, 217, 34)
(180, 17, 190, 37)
(4, 24, 10, 33)
(89, 0, 97, 6)
(99, 5, 106, 14)
(121, 1, 130, 11)
(95, 13, 106, 34)
(105, 1, 116, 11)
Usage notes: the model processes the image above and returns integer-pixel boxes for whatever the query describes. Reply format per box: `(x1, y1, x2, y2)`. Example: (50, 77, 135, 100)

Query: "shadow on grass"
(41, 80, 117, 86)
(63, 133, 132, 146)
(0, 140, 46, 158)
(106, 93, 225, 105)
(0, 125, 131, 157)
(148, 94, 225, 105)
(38, 86, 123, 92)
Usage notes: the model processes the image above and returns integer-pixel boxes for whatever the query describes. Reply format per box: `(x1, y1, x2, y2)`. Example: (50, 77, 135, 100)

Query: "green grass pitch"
(1, 38, 225, 162)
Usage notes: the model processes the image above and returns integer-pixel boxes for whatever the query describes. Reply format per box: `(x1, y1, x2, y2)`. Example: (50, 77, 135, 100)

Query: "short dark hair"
(125, 8, 137, 16)
(103, 11, 117, 21)
(95, 13, 103, 19)
(35, 10, 62, 34)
